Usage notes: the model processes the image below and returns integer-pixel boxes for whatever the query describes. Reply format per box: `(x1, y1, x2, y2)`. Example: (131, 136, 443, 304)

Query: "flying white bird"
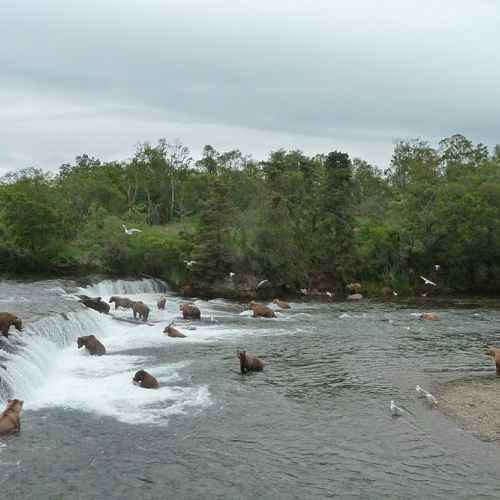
(256, 279, 270, 290)
(122, 224, 142, 235)
(421, 292, 428, 297)
(300, 288, 308, 295)
(434, 264, 440, 271)
(393, 291, 398, 296)
(415, 385, 426, 398)
(420, 276, 437, 287)
(390, 400, 404, 417)
(229, 272, 235, 278)
(184, 260, 197, 268)
(326, 291, 333, 298)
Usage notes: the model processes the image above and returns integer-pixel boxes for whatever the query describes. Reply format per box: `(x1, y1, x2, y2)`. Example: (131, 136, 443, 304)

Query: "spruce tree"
(190, 176, 234, 283)
(320, 151, 356, 286)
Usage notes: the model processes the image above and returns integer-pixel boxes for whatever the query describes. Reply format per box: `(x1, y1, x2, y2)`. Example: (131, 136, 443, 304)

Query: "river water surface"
(1, 278, 500, 499)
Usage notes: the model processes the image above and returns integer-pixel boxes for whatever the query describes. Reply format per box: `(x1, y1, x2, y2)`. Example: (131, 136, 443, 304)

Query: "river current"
(1, 278, 500, 499)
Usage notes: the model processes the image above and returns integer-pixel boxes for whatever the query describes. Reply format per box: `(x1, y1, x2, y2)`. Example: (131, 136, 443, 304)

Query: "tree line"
(1, 134, 499, 296)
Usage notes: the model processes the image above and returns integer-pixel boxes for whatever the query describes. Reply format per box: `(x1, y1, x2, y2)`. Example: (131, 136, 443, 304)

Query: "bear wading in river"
(77, 335, 106, 355)
(0, 313, 23, 338)
(132, 369, 159, 389)
(109, 296, 134, 310)
(238, 350, 264, 374)
(132, 301, 150, 321)
(0, 399, 23, 435)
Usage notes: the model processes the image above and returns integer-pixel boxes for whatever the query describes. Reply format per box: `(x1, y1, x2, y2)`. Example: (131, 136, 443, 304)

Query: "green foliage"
(1, 135, 500, 295)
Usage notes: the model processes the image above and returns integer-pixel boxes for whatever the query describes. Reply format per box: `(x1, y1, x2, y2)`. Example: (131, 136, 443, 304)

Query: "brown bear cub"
(157, 297, 167, 310)
(487, 346, 500, 375)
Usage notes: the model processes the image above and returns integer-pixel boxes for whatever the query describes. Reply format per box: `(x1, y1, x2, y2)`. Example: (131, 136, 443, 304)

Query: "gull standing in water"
(122, 224, 142, 235)
(425, 392, 438, 406)
(390, 400, 404, 417)
(415, 385, 426, 398)
(420, 276, 437, 287)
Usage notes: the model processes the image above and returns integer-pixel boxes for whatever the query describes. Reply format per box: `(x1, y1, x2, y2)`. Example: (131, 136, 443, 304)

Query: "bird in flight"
(434, 264, 440, 271)
(420, 276, 437, 286)
(229, 272, 235, 278)
(256, 279, 270, 290)
(184, 260, 197, 268)
(122, 224, 142, 235)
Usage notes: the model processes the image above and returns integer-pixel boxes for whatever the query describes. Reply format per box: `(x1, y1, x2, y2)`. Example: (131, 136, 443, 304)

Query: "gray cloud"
(1, 0, 499, 173)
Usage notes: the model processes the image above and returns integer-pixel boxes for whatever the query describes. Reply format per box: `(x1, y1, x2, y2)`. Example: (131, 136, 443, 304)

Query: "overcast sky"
(1, 0, 499, 174)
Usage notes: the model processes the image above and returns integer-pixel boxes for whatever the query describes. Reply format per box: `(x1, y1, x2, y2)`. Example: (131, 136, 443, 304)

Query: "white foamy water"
(1, 279, 211, 426)
(79, 278, 167, 299)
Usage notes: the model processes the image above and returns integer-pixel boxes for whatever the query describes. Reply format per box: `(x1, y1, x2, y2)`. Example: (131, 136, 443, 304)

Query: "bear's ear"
(7, 399, 12, 403)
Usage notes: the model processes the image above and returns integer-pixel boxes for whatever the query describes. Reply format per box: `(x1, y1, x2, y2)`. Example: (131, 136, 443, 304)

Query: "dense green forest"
(1, 134, 500, 297)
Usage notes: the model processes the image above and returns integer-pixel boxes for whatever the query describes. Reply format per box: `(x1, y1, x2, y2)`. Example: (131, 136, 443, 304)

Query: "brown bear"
(346, 282, 362, 294)
(77, 335, 106, 355)
(420, 312, 439, 321)
(78, 296, 110, 314)
(0, 313, 23, 338)
(179, 303, 201, 320)
(238, 351, 264, 374)
(250, 302, 276, 318)
(0, 399, 23, 435)
(163, 323, 186, 338)
(382, 287, 393, 297)
(486, 346, 500, 375)
(132, 369, 159, 389)
(109, 296, 134, 310)
(272, 299, 290, 309)
(157, 296, 167, 310)
(132, 301, 150, 321)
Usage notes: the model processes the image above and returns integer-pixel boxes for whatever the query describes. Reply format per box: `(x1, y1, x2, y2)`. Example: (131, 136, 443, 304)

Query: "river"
(1, 278, 500, 499)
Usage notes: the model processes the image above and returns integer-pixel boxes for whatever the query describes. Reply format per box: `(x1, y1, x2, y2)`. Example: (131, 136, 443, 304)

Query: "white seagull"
(122, 224, 142, 235)
(184, 260, 197, 268)
(434, 264, 440, 271)
(300, 288, 308, 295)
(229, 272, 235, 278)
(390, 400, 404, 417)
(393, 291, 398, 296)
(425, 392, 438, 406)
(256, 279, 270, 290)
(420, 276, 437, 287)
(326, 291, 333, 298)
(415, 385, 426, 398)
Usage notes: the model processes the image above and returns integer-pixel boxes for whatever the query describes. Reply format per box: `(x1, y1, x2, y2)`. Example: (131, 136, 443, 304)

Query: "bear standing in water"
(0, 399, 23, 435)
(0, 313, 23, 338)
(238, 351, 264, 374)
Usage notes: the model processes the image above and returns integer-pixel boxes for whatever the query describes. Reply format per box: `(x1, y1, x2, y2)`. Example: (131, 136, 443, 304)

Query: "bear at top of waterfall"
(109, 296, 134, 310)
(132, 301, 150, 321)
(0, 399, 23, 435)
(249, 302, 276, 318)
(0, 313, 23, 338)
(132, 369, 159, 389)
(238, 350, 264, 374)
(179, 302, 201, 320)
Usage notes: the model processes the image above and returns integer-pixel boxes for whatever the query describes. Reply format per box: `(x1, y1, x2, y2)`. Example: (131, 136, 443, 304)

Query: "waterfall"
(0, 309, 108, 401)
(79, 278, 168, 298)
